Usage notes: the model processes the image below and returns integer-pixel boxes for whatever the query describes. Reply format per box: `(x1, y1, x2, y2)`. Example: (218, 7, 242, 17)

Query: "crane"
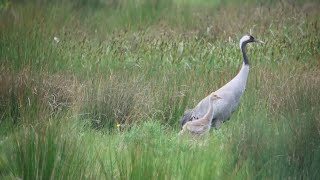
(179, 95, 221, 135)
(180, 34, 264, 129)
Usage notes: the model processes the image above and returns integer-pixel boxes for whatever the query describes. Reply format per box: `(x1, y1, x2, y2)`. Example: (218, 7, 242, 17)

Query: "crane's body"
(191, 63, 249, 128)
(180, 34, 263, 129)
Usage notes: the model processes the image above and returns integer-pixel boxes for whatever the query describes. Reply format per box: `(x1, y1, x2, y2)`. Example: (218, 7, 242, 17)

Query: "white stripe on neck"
(239, 35, 251, 48)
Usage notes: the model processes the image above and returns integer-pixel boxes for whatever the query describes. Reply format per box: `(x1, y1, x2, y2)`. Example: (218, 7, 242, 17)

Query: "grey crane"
(180, 34, 264, 129)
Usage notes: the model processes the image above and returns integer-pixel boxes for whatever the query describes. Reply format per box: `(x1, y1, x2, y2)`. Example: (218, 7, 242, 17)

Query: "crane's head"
(239, 34, 264, 48)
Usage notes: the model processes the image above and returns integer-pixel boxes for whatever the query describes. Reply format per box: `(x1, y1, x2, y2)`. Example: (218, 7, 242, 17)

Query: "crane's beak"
(254, 39, 265, 44)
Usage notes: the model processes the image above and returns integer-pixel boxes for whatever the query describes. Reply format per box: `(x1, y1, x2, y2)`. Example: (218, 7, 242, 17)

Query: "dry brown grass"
(0, 65, 79, 123)
(0, 65, 156, 127)
(77, 74, 153, 129)
(254, 62, 320, 117)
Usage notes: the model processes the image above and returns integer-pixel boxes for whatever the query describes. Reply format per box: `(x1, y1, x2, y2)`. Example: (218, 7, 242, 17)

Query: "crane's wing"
(191, 93, 225, 121)
(180, 94, 223, 128)
(212, 94, 222, 100)
(180, 109, 193, 128)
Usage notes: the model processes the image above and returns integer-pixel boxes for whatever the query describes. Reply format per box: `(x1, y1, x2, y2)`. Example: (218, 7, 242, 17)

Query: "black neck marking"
(241, 44, 249, 65)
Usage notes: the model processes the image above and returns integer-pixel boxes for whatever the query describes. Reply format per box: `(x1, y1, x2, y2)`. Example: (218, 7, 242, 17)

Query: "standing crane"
(180, 34, 264, 129)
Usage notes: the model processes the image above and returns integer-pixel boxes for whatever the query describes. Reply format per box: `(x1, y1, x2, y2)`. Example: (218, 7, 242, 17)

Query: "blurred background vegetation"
(0, 0, 319, 179)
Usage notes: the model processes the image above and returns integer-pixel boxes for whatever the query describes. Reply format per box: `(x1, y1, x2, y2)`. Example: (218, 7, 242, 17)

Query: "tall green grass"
(0, 0, 320, 179)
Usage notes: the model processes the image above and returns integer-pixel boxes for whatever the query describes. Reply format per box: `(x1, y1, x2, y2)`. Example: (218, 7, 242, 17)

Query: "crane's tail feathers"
(180, 110, 193, 128)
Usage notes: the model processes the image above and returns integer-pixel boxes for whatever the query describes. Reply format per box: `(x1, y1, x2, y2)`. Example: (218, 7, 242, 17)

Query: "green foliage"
(0, 0, 10, 11)
(0, 121, 91, 179)
(0, 0, 320, 179)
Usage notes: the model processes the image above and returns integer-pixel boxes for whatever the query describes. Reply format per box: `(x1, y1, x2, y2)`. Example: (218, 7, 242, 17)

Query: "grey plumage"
(180, 34, 264, 129)
(180, 110, 193, 128)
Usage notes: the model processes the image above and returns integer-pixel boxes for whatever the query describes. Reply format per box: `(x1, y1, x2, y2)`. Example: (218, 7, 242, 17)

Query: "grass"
(0, 0, 320, 179)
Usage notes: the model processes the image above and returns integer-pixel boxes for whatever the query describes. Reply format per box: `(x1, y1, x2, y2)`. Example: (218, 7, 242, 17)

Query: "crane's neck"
(203, 100, 214, 123)
(241, 44, 249, 65)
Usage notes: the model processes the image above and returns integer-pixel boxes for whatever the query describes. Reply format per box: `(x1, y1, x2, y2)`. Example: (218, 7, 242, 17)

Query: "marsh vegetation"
(0, 0, 319, 179)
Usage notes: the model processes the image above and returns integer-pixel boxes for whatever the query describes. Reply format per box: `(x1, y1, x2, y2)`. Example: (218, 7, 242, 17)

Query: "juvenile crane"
(180, 34, 264, 129)
(179, 95, 221, 136)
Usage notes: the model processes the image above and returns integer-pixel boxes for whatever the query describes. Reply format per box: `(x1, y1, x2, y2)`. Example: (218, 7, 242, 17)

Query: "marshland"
(0, 0, 319, 179)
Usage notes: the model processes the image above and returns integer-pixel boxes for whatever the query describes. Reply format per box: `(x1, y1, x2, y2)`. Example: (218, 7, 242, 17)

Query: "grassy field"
(0, 0, 320, 179)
